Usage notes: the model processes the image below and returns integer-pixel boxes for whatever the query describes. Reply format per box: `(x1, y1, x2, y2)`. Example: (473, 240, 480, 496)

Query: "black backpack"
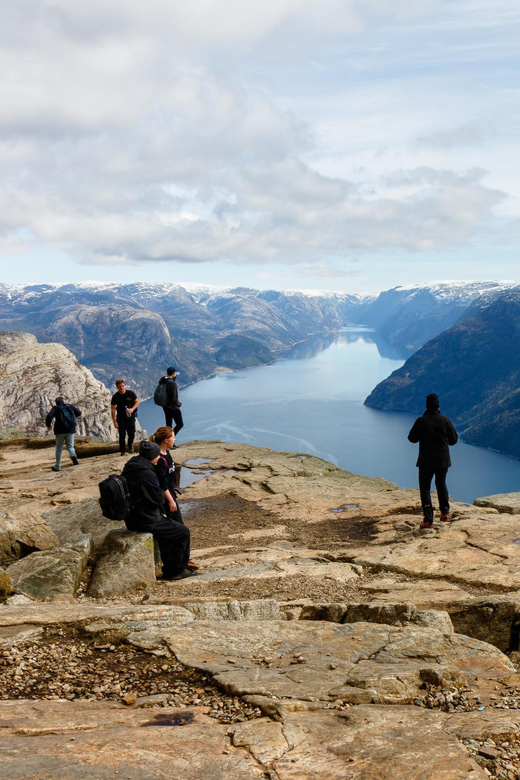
(98, 474, 132, 521)
(153, 379, 170, 407)
(59, 404, 77, 431)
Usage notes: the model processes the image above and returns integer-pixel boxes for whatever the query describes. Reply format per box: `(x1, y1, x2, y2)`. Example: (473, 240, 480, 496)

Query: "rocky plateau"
(1, 438, 520, 778)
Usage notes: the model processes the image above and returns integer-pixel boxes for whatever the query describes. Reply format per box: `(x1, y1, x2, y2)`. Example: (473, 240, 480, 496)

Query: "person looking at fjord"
(156, 366, 184, 438)
(408, 393, 458, 529)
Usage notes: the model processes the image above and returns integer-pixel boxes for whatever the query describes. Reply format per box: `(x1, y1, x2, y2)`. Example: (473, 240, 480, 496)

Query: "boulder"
(88, 530, 156, 599)
(42, 497, 121, 547)
(0, 511, 60, 567)
(6, 546, 88, 600)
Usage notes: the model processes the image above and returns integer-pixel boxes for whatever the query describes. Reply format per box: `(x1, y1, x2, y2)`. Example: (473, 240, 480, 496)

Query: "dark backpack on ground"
(153, 379, 171, 407)
(58, 404, 77, 431)
(98, 474, 132, 521)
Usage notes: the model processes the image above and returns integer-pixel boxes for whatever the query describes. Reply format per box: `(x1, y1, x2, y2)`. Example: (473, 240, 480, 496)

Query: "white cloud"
(0, 0, 513, 272)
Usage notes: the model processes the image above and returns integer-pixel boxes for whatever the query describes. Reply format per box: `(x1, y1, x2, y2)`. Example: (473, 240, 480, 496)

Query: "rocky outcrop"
(0, 331, 115, 440)
(0, 510, 60, 567)
(88, 530, 156, 599)
(6, 543, 90, 600)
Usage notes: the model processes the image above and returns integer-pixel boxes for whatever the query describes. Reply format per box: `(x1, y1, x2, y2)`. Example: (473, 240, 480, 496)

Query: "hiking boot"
(163, 568, 198, 581)
(120, 451, 126, 456)
(440, 513, 450, 523)
(186, 561, 200, 571)
(71, 457, 79, 466)
(51, 466, 61, 472)
(419, 519, 433, 529)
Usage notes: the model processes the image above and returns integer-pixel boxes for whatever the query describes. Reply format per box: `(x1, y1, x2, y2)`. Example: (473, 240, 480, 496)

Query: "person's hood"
(122, 455, 156, 477)
(158, 376, 173, 385)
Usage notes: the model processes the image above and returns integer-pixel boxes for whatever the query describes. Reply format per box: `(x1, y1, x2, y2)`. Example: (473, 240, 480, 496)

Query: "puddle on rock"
(141, 711, 196, 727)
(183, 458, 215, 466)
(331, 504, 358, 513)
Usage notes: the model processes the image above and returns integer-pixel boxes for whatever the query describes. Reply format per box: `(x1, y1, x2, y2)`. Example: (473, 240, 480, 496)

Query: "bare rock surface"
(0, 331, 115, 440)
(88, 530, 156, 599)
(3, 440, 520, 776)
(141, 620, 516, 706)
(0, 700, 263, 779)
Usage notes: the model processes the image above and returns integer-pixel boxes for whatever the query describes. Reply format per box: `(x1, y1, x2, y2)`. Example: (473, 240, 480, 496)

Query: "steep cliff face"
(364, 289, 520, 458)
(0, 332, 115, 441)
(364, 281, 515, 354)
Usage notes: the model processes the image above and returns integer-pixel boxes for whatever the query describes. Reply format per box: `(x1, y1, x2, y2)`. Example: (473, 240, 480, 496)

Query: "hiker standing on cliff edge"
(155, 366, 184, 438)
(408, 393, 458, 529)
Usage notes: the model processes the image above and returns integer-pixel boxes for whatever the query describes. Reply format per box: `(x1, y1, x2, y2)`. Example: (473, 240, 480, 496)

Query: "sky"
(0, 0, 519, 293)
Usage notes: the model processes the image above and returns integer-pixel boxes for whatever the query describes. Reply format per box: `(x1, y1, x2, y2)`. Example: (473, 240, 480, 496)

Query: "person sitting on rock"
(150, 426, 199, 571)
(45, 396, 81, 472)
(122, 440, 196, 581)
(111, 379, 139, 456)
(408, 393, 458, 529)
(149, 426, 183, 522)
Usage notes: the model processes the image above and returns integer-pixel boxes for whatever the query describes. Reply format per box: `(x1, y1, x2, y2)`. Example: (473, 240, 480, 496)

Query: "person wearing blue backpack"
(45, 396, 82, 472)
(154, 367, 184, 438)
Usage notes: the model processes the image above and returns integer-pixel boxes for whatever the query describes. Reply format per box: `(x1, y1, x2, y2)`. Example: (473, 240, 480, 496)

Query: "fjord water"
(139, 328, 520, 503)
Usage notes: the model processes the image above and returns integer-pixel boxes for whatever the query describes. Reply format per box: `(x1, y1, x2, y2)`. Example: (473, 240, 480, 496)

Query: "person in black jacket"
(156, 367, 184, 437)
(45, 396, 81, 472)
(408, 393, 458, 529)
(122, 440, 195, 580)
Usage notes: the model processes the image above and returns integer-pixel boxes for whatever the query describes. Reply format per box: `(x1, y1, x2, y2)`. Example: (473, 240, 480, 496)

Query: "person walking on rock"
(122, 441, 195, 580)
(45, 396, 81, 472)
(111, 379, 139, 456)
(157, 367, 184, 438)
(408, 393, 458, 529)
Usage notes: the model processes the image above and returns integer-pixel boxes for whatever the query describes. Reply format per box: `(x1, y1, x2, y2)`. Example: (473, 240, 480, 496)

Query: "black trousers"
(125, 510, 190, 578)
(418, 467, 450, 522)
(165, 407, 184, 436)
(153, 514, 190, 578)
(117, 416, 135, 454)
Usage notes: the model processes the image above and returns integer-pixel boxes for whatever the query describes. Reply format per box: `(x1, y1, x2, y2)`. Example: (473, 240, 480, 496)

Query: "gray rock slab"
(0, 700, 263, 779)
(267, 706, 489, 780)
(474, 491, 520, 514)
(132, 620, 516, 705)
(88, 530, 156, 598)
(0, 510, 59, 567)
(0, 602, 195, 634)
(42, 497, 122, 546)
(6, 546, 87, 600)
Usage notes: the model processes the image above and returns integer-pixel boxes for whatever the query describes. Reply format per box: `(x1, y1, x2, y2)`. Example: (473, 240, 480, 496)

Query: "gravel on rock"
(0, 627, 262, 724)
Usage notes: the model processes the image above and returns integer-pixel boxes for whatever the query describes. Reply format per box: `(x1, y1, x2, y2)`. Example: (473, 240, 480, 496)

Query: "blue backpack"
(58, 404, 77, 431)
(153, 379, 171, 407)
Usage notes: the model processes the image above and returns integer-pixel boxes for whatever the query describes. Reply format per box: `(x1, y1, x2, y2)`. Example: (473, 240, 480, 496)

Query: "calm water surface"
(139, 328, 520, 503)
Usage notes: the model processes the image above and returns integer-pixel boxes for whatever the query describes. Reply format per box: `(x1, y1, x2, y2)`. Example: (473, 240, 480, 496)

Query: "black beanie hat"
(139, 441, 161, 461)
(426, 393, 440, 411)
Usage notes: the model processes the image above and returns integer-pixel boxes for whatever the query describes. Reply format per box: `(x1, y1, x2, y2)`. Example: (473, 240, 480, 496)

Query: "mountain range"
(1, 278, 519, 457)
